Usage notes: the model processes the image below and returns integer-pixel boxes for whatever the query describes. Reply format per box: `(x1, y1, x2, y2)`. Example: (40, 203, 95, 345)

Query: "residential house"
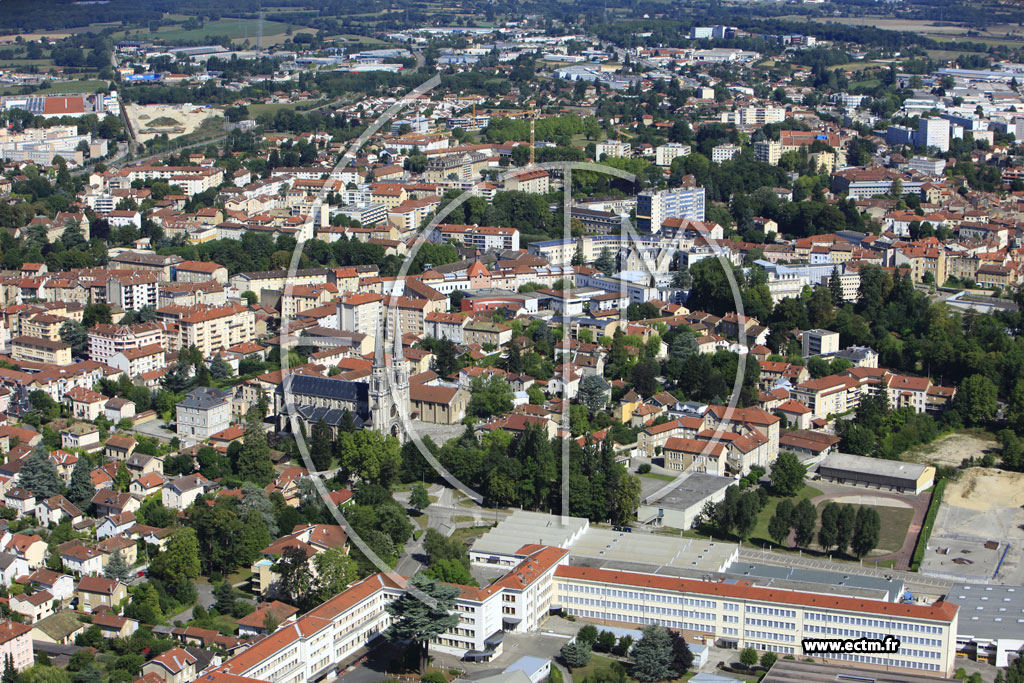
(35, 495, 83, 527)
(10, 590, 55, 623)
(92, 614, 139, 639)
(104, 435, 137, 461)
(5, 534, 46, 568)
(61, 542, 104, 576)
(141, 648, 198, 683)
(97, 512, 138, 540)
(62, 423, 101, 452)
(91, 491, 139, 518)
(3, 489, 34, 519)
(104, 398, 136, 423)
(27, 568, 74, 603)
(31, 611, 85, 645)
(162, 474, 210, 511)
(75, 576, 127, 613)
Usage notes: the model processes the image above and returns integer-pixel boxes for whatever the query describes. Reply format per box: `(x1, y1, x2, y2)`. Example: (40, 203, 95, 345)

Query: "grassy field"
(112, 18, 298, 45)
(449, 525, 491, 547)
(640, 471, 676, 482)
(749, 484, 822, 546)
(248, 99, 322, 117)
(815, 501, 914, 553)
(41, 79, 110, 93)
(570, 654, 698, 683)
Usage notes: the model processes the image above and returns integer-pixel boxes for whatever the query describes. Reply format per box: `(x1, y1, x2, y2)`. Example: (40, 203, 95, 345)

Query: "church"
(274, 326, 411, 443)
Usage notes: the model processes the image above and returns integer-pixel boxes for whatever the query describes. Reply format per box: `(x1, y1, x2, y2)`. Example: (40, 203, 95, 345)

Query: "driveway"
(170, 580, 215, 624)
(131, 419, 177, 442)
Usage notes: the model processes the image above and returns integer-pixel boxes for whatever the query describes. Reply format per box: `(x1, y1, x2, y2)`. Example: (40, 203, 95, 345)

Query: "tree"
(760, 651, 778, 670)
(768, 498, 793, 546)
(631, 624, 675, 682)
(237, 420, 274, 485)
(577, 624, 599, 646)
(577, 374, 609, 413)
(851, 505, 881, 558)
(596, 630, 618, 653)
(560, 641, 591, 669)
(275, 545, 313, 607)
(954, 374, 998, 426)
(67, 459, 94, 507)
(409, 483, 430, 513)
(739, 647, 759, 669)
(59, 320, 88, 358)
(20, 449, 63, 499)
(384, 573, 460, 673)
(210, 357, 233, 380)
(818, 501, 840, 551)
(467, 376, 514, 418)
(670, 631, 694, 676)
(82, 303, 112, 328)
(114, 463, 130, 492)
(792, 498, 817, 548)
(103, 549, 132, 582)
(595, 248, 616, 275)
(309, 419, 333, 472)
(2, 655, 14, 683)
(769, 452, 806, 496)
(835, 503, 856, 555)
(828, 267, 844, 305)
(150, 527, 200, 583)
(124, 582, 163, 624)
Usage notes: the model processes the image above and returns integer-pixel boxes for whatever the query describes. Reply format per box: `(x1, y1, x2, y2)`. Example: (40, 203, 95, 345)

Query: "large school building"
(207, 545, 960, 683)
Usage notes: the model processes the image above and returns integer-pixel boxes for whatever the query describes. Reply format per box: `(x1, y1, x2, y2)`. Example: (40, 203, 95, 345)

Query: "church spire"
(374, 312, 385, 368)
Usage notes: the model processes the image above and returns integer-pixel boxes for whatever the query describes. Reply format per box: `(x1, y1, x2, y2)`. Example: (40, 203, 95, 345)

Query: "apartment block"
(636, 185, 706, 233)
(88, 322, 168, 366)
(11, 337, 72, 366)
(435, 224, 521, 252)
(158, 303, 256, 358)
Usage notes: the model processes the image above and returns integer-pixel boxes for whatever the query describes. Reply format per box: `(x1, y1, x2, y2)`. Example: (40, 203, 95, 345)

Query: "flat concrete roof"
(763, 659, 952, 683)
(569, 528, 737, 572)
(948, 582, 1024, 640)
(726, 562, 905, 602)
(642, 472, 734, 510)
(818, 452, 931, 481)
(471, 510, 589, 556)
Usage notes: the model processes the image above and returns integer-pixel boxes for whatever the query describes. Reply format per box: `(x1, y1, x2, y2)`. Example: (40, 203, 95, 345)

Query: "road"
(396, 486, 454, 576)
(170, 580, 216, 623)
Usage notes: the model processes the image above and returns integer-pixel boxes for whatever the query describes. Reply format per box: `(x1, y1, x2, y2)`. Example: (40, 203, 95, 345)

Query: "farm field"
(111, 18, 299, 46)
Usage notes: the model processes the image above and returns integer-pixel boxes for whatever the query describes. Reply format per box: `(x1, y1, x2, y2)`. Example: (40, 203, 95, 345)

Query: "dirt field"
(126, 103, 223, 143)
(903, 432, 996, 467)
(945, 468, 1024, 512)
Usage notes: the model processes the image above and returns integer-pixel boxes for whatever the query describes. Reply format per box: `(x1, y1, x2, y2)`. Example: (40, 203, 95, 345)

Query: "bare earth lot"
(904, 432, 996, 467)
(926, 469, 1024, 583)
(126, 103, 223, 143)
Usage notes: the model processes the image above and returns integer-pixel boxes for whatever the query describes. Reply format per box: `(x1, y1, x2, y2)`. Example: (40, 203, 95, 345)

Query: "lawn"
(749, 484, 822, 546)
(815, 501, 914, 553)
(569, 654, 696, 683)
(40, 79, 110, 94)
(449, 525, 491, 547)
(113, 18, 297, 45)
(640, 471, 676, 482)
(248, 99, 322, 117)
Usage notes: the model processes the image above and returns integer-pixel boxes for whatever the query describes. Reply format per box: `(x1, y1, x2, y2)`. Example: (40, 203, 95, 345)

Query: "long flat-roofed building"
(816, 453, 935, 494)
(947, 582, 1024, 665)
(555, 564, 958, 672)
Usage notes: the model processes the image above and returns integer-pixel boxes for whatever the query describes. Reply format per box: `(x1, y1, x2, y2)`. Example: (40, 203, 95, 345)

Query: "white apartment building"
(720, 107, 786, 126)
(88, 322, 167, 366)
(918, 118, 950, 153)
(596, 140, 631, 159)
(435, 224, 521, 252)
(711, 144, 741, 163)
(158, 303, 256, 358)
(338, 294, 383, 337)
(656, 143, 691, 167)
(107, 273, 160, 312)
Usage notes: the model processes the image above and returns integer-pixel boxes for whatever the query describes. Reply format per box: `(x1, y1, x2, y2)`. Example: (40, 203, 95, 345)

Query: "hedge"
(909, 478, 947, 571)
